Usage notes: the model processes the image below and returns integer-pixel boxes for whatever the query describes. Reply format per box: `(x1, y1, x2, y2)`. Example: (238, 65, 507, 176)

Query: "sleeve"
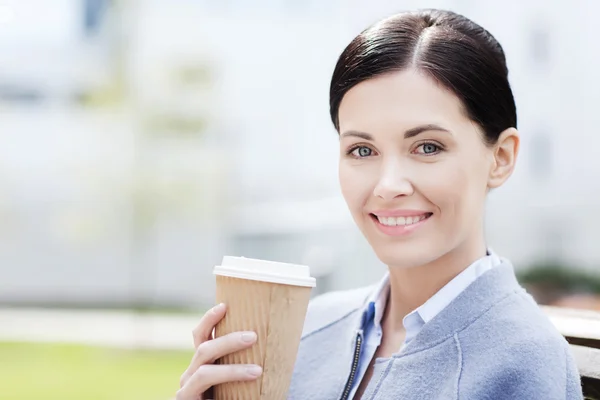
(463, 339, 584, 400)
(565, 346, 584, 400)
(489, 343, 583, 400)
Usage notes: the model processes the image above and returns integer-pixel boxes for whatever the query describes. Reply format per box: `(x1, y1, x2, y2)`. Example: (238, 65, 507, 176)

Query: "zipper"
(340, 330, 363, 400)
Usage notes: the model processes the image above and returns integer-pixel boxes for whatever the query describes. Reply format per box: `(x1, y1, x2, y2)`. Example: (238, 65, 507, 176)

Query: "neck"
(384, 236, 487, 332)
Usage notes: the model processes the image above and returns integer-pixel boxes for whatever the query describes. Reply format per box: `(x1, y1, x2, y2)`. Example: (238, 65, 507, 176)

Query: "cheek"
(339, 162, 373, 213)
(416, 159, 487, 219)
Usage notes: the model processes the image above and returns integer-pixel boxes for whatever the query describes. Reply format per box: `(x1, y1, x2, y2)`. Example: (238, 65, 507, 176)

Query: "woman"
(177, 9, 583, 400)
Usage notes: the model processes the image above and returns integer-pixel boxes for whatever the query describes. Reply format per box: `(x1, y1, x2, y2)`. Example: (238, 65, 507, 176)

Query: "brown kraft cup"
(212, 256, 316, 400)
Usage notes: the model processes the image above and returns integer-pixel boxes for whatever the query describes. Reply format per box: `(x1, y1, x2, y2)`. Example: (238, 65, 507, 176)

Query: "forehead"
(338, 69, 472, 134)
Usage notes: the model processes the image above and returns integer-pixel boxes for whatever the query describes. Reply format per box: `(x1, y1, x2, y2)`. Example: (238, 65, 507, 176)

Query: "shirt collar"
(361, 272, 389, 330)
(415, 250, 500, 324)
(359, 249, 501, 338)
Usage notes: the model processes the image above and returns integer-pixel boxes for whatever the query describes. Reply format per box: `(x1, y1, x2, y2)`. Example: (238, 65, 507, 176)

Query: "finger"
(180, 330, 257, 387)
(178, 364, 262, 398)
(192, 303, 227, 348)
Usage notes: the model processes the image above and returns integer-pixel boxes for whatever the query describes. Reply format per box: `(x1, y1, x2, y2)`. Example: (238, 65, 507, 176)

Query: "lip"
(371, 209, 432, 217)
(370, 212, 432, 237)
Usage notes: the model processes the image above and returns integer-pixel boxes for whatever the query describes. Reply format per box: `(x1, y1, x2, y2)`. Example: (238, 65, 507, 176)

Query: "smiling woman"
(286, 9, 583, 400)
(174, 8, 584, 400)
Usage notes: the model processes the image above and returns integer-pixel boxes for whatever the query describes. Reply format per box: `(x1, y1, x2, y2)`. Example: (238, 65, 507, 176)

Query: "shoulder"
(301, 284, 375, 338)
(458, 290, 582, 398)
(461, 288, 569, 358)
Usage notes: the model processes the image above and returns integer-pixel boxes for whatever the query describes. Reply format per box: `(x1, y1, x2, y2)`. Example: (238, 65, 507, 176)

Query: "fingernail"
(241, 331, 257, 343)
(212, 303, 226, 314)
(246, 365, 263, 377)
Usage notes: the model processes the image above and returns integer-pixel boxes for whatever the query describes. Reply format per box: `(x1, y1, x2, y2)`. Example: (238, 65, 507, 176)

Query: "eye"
(350, 146, 373, 158)
(414, 142, 442, 155)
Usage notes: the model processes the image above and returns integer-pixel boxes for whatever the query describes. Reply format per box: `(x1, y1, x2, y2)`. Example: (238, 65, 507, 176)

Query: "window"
(83, 0, 108, 37)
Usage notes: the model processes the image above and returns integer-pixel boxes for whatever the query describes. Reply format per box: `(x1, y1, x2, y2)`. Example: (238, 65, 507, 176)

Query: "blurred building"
(0, 0, 599, 310)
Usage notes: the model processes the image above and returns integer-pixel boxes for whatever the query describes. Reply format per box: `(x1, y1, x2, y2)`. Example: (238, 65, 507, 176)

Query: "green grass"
(0, 342, 193, 400)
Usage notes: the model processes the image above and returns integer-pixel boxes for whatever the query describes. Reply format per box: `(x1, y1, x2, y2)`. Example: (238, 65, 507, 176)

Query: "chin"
(370, 243, 431, 269)
(375, 250, 434, 269)
(366, 233, 449, 269)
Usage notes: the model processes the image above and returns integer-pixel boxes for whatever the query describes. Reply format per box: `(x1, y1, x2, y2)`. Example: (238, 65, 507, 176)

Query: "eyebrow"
(340, 124, 451, 140)
(404, 124, 451, 138)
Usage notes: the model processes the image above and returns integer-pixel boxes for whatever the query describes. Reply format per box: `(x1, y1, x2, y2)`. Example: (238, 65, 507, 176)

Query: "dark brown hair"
(329, 9, 517, 145)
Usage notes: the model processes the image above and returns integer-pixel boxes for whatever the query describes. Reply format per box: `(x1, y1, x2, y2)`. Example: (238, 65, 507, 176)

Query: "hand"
(176, 303, 263, 400)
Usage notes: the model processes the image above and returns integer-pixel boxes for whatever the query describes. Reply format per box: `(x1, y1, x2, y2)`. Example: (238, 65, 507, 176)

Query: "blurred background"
(1, 0, 599, 399)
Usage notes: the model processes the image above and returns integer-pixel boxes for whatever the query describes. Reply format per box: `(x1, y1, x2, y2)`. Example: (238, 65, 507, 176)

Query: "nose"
(372, 159, 414, 200)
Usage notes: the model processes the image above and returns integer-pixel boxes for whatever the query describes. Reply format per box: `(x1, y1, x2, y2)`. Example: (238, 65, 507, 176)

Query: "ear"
(488, 128, 520, 189)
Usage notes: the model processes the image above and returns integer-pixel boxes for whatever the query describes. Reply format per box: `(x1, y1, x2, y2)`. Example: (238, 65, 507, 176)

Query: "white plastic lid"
(213, 256, 316, 287)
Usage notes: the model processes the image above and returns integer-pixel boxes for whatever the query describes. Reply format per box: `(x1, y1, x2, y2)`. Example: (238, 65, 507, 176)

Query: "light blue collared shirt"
(348, 250, 502, 399)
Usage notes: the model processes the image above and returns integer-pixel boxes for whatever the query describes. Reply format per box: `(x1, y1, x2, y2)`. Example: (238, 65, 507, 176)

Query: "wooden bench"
(544, 306, 600, 399)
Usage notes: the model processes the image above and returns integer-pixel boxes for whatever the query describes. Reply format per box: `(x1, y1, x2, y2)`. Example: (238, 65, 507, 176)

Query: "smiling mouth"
(370, 213, 433, 227)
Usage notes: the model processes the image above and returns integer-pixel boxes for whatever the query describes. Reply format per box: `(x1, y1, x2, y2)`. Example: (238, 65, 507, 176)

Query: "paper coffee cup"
(213, 256, 316, 400)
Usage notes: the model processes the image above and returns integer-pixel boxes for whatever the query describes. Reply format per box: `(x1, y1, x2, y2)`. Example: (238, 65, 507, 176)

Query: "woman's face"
(338, 69, 517, 268)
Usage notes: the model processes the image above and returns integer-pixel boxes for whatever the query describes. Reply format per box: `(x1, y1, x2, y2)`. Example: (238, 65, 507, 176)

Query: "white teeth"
(377, 214, 429, 226)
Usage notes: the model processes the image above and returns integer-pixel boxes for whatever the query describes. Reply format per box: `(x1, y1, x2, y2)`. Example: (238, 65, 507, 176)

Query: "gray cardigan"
(288, 260, 583, 399)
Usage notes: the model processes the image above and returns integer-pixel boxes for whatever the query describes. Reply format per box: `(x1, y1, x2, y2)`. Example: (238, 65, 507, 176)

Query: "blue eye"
(416, 142, 442, 155)
(351, 146, 373, 157)
(423, 144, 437, 153)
